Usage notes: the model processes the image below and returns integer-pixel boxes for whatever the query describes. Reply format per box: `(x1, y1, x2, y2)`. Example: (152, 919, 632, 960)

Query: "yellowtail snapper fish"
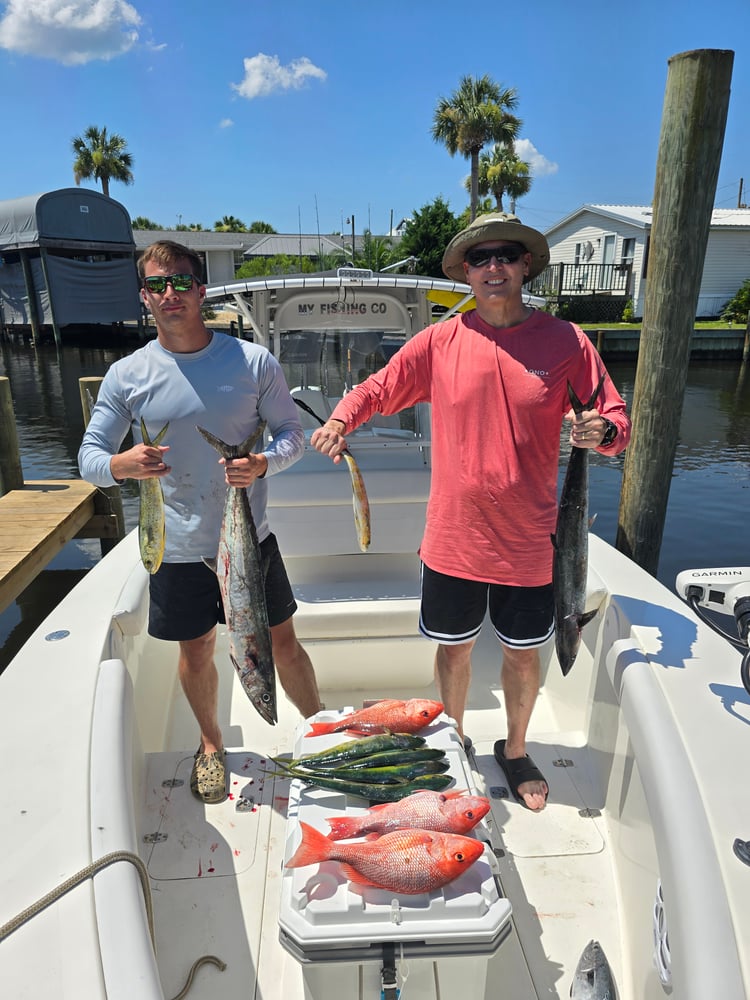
(138, 418, 168, 574)
(196, 421, 277, 725)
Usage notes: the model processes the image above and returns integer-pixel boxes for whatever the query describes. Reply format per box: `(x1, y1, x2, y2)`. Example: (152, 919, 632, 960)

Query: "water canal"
(1, 338, 749, 671)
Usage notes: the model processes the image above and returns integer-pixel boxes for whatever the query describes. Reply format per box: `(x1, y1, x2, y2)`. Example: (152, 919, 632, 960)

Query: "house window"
(574, 242, 583, 264)
(621, 238, 635, 264)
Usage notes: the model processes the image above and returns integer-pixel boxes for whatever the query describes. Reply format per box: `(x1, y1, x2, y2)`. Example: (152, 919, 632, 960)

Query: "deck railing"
(528, 262, 633, 297)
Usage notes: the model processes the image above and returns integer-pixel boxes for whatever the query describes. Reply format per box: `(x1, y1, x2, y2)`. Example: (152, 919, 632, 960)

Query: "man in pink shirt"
(311, 214, 630, 811)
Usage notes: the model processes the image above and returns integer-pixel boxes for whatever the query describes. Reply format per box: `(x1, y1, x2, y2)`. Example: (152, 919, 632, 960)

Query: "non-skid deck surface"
(471, 738, 606, 858)
(140, 748, 281, 880)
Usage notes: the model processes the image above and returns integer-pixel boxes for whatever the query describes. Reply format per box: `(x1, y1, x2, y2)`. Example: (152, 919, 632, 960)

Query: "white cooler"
(278, 710, 513, 998)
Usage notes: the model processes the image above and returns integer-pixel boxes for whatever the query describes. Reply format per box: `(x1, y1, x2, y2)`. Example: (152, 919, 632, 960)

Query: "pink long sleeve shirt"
(330, 309, 631, 587)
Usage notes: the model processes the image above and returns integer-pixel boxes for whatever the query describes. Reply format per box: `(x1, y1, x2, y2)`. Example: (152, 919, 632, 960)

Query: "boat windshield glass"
(278, 329, 425, 441)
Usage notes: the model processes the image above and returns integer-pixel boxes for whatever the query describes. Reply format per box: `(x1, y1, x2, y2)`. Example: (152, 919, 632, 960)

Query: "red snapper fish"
(326, 789, 491, 840)
(287, 821, 484, 895)
(306, 699, 444, 737)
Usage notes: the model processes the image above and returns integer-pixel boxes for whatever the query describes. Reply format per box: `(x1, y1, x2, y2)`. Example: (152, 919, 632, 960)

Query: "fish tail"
(196, 422, 266, 460)
(286, 821, 332, 868)
(567, 372, 607, 415)
(140, 417, 169, 447)
(326, 816, 364, 840)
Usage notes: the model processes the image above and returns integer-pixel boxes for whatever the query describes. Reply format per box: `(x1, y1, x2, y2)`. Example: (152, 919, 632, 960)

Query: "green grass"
(581, 321, 744, 332)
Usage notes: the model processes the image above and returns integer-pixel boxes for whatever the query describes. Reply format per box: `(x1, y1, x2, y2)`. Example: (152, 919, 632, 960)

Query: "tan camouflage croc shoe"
(190, 748, 228, 804)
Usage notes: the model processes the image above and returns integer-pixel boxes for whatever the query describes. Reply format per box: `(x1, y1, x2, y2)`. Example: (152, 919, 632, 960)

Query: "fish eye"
(466, 810, 475, 819)
(261, 693, 271, 703)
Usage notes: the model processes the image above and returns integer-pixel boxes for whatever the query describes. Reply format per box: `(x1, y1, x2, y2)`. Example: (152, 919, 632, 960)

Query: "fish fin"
(579, 609, 599, 628)
(285, 821, 331, 868)
(364, 833, 381, 842)
(339, 863, 381, 888)
(588, 513, 598, 528)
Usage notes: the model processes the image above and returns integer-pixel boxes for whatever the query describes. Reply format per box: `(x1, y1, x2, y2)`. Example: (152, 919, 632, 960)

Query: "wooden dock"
(0, 480, 120, 614)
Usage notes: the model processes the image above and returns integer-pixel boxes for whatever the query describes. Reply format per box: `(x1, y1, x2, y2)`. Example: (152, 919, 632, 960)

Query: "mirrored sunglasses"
(143, 273, 199, 293)
(464, 246, 525, 268)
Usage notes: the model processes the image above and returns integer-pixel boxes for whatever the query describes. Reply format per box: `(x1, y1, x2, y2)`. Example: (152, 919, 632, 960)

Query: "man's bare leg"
(434, 640, 475, 744)
(178, 627, 223, 753)
(500, 644, 547, 811)
(271, 618, 322, 719)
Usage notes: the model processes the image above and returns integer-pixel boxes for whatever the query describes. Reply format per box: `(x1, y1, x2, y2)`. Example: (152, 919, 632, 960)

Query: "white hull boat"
(2, 271, 749, 999)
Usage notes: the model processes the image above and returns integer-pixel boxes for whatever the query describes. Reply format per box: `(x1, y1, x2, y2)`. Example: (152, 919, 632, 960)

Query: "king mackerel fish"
(197, 421, 277, 725)
(552, 374, 606, 677)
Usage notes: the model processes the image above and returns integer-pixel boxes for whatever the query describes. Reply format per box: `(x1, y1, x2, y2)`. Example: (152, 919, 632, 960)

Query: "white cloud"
(0, 0, 141, 65)
(231, 52, 327, 100)
(515, 139, 558, 178)
(219, 118, 234, 129)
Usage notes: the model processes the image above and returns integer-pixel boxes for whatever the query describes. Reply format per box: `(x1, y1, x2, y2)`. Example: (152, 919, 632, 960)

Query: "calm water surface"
(1, 340, 749, 671)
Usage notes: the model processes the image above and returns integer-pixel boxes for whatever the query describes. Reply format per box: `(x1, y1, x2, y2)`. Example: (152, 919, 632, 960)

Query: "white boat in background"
(1, 270, 749, 1000)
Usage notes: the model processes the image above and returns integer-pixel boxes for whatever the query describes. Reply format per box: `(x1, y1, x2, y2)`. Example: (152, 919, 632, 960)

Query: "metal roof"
(545, 204, 750, 235)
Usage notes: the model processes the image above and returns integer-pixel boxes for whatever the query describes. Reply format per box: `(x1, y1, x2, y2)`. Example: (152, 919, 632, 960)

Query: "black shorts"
(419, 561, 554, 649)
(148, 532, 297, 642)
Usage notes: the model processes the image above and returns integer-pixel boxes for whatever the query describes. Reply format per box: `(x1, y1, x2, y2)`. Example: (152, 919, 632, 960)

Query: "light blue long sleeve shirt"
(78, 332, 303, 561)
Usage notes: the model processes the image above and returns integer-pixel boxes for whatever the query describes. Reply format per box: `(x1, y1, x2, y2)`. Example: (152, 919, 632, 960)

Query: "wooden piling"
(79, 376, 126, 553)
(0, 377, 24, 496)
(615, 49, 734, 575)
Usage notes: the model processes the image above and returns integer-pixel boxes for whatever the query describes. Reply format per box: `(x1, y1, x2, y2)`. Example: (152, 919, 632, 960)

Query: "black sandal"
(493, 739, 548, 809)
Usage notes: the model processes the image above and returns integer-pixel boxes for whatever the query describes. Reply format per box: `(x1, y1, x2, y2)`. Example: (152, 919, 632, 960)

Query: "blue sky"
(0, 0, 747, 236)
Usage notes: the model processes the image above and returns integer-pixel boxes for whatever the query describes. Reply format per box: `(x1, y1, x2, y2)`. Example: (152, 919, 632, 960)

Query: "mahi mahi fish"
(293, 395, 371, 551)
(138, 418, 169, 574)
(552, 375, 606, 676)
(570, 939, 618, 1000)
(196, 421, 277, 725)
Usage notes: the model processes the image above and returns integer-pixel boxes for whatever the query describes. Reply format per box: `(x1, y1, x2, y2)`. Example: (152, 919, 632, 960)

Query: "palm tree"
(214, 216, 248, 232)
(71, 126, 134, 198)
(432, 75, 521, 221)
(470, 144, 533, 212)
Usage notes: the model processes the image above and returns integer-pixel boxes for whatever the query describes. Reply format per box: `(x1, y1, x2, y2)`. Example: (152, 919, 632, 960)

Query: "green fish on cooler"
(343, 747, 446, 769)
(138, 418, 169, 574)
(278, 766, 454, 802)
(333, 758, 450, 784)
(278, 733, 426, 770)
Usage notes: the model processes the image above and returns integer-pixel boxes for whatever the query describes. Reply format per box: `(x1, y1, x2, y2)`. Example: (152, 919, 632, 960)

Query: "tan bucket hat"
(442, 212, 550, 284)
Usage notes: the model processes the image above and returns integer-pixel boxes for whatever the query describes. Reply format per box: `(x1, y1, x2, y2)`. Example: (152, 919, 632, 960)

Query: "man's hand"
(565, 406, 608, 449)
(310, 419, 348, 464)
(110, 443, 170, 481)
(220, 452, 268, 487)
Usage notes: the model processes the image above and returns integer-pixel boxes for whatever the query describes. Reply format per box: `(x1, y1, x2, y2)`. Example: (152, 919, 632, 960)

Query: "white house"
(541, 204, 750, 319)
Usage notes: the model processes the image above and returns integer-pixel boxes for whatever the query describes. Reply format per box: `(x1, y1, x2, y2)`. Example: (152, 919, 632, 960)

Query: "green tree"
(131, 216, 161, 230)
(399, 197, 461, 278)
(432, 75, 521, 221)
(469, 144, 532, 212)
(249, 221, 277, 233)
(214, 216, 248, 232)
(721, 277, 750, 322)
(176, 222, 205, 231)
(71, 125, 134, 198)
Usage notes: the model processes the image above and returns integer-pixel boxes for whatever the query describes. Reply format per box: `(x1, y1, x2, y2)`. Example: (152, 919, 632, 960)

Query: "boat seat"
(291, 388, 331, 429)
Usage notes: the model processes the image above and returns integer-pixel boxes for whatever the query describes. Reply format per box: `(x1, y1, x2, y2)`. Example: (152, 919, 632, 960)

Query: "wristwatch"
(600, 418, 618, 446)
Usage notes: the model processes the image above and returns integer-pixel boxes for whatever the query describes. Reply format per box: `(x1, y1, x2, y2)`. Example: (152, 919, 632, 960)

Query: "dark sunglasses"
(143, 273, 200, 294)
(464, 246, 525, 268)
